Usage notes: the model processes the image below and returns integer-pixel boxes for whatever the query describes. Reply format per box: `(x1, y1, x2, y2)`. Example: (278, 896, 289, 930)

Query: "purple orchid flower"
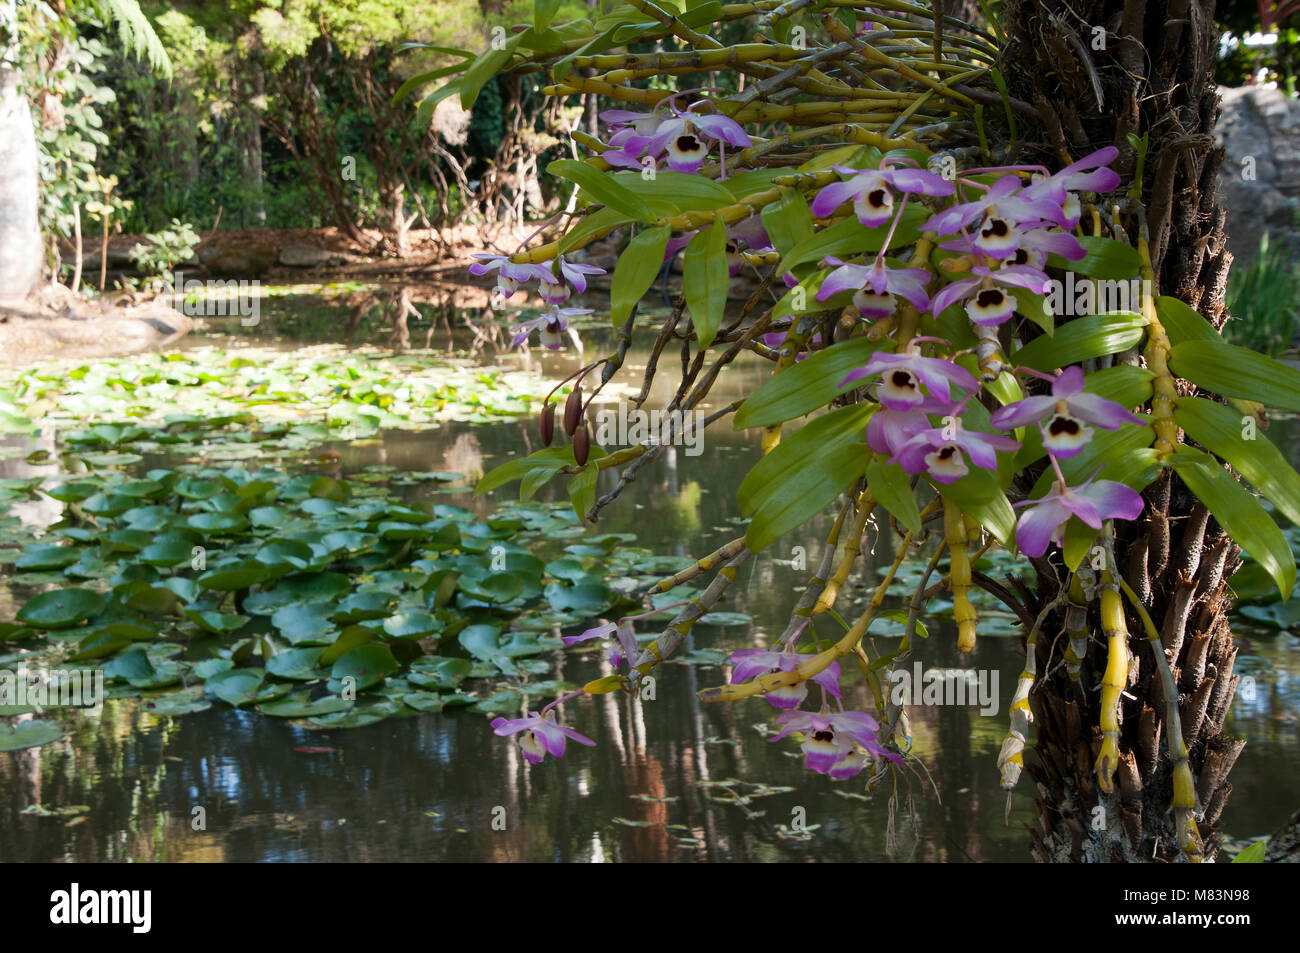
(866, 394, 952, 457)
(1014, 473, 1145, 557)
(491, 711, 597, 764)
(841, 347, 979, 407)
(563, 619, 640, 670)
(940, 217, 1088, 263)
(540, 256, 605, 304)
(665, 216, 773, 275)
(929, 263, 1050, 327)
(729, 648, 841, 710)
(891, 422, 1020, 484)
(924, 175, 1070, 236)
(511, 305, 591, 349)
(1020, 147, 1121, 225)
(816, 256, 931, 316)
(761, 328, 823, 360)
(470, 254, 557, 299)
(990, 366, 1145, 458)
(557, 255, 604, 294)
(617, 106, 749, 173)
(811, 162, 955, 226)
(768, 709, 900, 776)
(600, 108, 670, 169)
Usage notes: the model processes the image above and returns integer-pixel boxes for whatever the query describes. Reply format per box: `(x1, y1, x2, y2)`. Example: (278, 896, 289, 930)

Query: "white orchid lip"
(665, 131, 707, 170)
(878, 368, 922, 407)
(853, 288, 895, 319)
(520, 731, 547, 764)
(1041, 412, 1092, 457)
(976, 216, 1019, 257)
(1006, 246, 1044, 269)
(1062, 193, 1081, 227)
(855, 186, 894, 223)
(966, 284, 1015, 325)
(924, 444, 969, 481)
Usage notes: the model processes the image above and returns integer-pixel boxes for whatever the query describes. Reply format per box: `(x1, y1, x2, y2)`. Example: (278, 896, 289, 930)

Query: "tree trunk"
(1003, 0, 1241, 862)
(0, 60, 43, 302)
(239, 60, 267, 228)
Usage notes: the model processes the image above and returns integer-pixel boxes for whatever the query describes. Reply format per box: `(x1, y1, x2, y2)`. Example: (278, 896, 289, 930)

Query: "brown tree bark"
(1003, 0, 1242, 862)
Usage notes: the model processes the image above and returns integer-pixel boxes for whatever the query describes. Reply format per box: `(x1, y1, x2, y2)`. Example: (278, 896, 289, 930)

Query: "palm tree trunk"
(1003, 0, 1242, 862)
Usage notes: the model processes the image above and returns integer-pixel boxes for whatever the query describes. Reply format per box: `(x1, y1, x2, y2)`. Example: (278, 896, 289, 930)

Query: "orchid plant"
(406, 0, 1300, 865)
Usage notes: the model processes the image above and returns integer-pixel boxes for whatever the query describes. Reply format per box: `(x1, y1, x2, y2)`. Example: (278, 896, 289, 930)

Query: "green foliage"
(128, 218, 200, 280)
(1225, 232, 1300, 357)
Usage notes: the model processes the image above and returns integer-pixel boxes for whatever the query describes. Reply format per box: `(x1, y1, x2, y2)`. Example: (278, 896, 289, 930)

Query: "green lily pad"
(184, 610, 249, 635)
(16, 589, 104, 629)
(258, 691, 353, 718)
(0, 720, 65, 751)
(197, 560, 282, 592)
(382, 609, 442, 640)
(331, 591, 396, 623)
(187, 512, 249, 534)
(266, 647, 327, 680)
(271, 602, 337, 646)
(329, 644, 399, 692)
(15, 544, 80, 571)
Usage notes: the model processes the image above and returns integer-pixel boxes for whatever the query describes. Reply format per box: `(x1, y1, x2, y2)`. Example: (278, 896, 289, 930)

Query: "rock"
(278, 244, 365, 268)
(199, 244, 277, 278)
(1215, 86, 1300, 267)
(0, 285, 193, 362)
(78, 247, 139, 274)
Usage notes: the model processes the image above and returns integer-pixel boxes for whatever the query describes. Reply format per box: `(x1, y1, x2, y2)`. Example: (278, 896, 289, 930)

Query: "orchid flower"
(563, 619, 640, 670)
(665, 216, 773, 275)
(841, 346, 979, 406)
(924, 175, 1071, 236)
(606, 100, 750, 173)
(929, 263, 1050, 327)
(768, 709, 900, 777)
(811, 162, 955, 226)
(990, 366, 1145, 458)
(1020, 147, 1121, 227)
(469, 254, 557, 299)
(891, 422, 1020, 483)
(940, 218, 1087, 263)
(600, 108, 669, 169)
(643, 108, 750, 172)
(1014, 472, 1145, 557)
(511, 305, 591, 349)
(491, 711, 596, 764)
(816, 255, 931, 317)
(866, 394, 952, 457)
(728, 648, 841, 710)
(761, 328, 823, 360)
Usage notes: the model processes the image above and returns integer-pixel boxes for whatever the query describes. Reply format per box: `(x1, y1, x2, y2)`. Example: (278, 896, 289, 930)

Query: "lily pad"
(0, 720, 65, 751)
(16, 589, 104, 629)
(328, 644, 399, 692)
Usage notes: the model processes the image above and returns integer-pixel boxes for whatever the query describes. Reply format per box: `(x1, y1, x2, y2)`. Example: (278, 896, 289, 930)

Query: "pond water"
(1, 296, 1297, 862)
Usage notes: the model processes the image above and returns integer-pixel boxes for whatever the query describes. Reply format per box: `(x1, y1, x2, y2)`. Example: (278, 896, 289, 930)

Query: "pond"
(1, 293, 1297, 862)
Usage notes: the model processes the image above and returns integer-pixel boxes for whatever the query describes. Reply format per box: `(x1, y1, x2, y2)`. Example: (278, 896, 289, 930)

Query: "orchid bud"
(563, 385, 583, 436)
(540, 402, 555, 446)
(573, 423, 591, 466)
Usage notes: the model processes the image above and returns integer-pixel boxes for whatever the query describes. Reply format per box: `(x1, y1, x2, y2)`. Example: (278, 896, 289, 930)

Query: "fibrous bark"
(1003, 0, 1242, 862)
